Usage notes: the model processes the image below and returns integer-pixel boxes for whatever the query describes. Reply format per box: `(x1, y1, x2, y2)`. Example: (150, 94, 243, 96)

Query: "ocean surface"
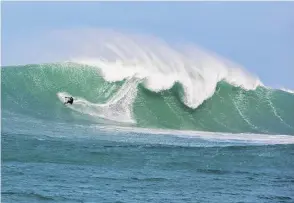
(2, 32, 294, 202)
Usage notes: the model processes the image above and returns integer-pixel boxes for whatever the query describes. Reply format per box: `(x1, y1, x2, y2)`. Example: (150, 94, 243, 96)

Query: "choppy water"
(2, 118, 294, 202)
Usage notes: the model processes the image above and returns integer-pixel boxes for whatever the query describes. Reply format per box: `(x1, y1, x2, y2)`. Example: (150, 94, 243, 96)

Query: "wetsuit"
(65, 97, 74, 105)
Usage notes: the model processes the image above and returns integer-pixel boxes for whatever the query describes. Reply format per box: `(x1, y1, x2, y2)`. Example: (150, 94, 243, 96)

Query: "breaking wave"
(2, 29, 294, 137)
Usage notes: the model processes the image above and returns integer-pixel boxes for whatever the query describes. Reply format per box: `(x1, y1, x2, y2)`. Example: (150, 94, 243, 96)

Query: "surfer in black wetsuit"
(64, 96, 74, 105)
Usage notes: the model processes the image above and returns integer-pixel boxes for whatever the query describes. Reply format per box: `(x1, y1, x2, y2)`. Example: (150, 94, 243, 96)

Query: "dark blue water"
(2, 111, 294, 203)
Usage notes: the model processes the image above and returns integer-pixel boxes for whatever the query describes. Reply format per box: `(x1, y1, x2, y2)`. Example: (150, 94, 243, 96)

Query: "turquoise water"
(2, 63, 294, 202)
(2, 63, 294, 134)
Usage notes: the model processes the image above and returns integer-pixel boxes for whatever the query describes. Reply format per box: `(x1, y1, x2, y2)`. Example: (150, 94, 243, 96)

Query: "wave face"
(2, 62, 294, 135)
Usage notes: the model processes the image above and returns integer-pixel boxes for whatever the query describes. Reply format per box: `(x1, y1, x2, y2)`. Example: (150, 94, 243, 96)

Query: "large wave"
(2, 29, 294, 135)
(2, 62, 294, 135)
(68, 29, 262, 108)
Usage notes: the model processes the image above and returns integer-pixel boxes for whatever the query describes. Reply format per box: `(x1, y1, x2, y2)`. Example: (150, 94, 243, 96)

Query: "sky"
(2, 1, 294, 89)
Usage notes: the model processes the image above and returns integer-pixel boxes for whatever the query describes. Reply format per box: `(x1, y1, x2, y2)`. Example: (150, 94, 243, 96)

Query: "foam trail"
(44, 28, 262, 109)
(56, 77, 140, 124)
(92, 125, 294, 145)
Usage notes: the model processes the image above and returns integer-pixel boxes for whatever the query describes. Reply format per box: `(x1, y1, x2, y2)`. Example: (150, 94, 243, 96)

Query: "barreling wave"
(2, 62, 294, 135)
(2, 29, 294, 135)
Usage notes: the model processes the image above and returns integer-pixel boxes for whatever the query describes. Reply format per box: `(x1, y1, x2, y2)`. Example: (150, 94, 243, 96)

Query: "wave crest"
(61, 29, 263, 108)
(2, 62, 294, 135)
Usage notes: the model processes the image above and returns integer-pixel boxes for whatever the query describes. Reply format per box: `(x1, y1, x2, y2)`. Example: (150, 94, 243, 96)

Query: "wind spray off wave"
(2, 29, 294, 137)
(69, 29, 262, 109)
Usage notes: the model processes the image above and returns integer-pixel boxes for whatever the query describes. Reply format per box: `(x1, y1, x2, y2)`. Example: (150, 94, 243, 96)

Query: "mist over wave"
(66, 29, 262, 109)
(2, 29, 294, 140)
(6, 28, 263, 109)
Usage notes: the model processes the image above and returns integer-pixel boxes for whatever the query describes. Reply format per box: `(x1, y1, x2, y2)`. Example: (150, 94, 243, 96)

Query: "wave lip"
(2, 29, 293, 135)
(281, 88, 294, 94)
(58, 28, 262, 109)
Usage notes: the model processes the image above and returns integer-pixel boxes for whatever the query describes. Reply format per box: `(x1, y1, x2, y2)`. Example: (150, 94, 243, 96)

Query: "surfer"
(64, 96, 74, 105)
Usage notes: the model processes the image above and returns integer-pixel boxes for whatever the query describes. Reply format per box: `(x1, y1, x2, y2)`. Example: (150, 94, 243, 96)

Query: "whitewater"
(71, 29, 262, 109)
(2, 29, 294, 142)
(3, 29, 294, 203)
